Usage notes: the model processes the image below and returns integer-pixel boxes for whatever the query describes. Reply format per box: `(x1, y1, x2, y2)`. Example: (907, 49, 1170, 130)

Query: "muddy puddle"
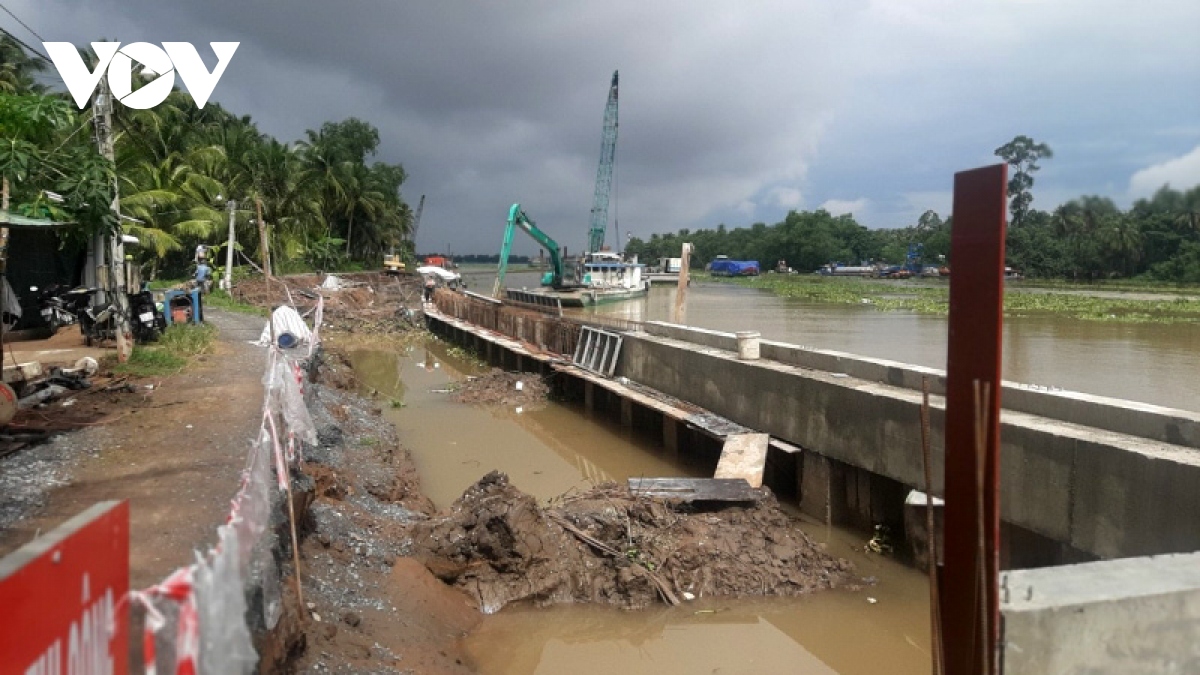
(348, 340, 931, 675)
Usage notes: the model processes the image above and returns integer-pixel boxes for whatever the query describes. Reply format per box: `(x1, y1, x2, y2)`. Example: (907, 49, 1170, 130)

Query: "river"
(486, 270, 1199, 411)
(351, 270, 1193, 673)
(349, 342, 932, 675)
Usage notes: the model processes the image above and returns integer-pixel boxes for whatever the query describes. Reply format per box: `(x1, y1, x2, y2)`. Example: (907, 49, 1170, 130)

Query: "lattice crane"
(587, 71, 619, 255)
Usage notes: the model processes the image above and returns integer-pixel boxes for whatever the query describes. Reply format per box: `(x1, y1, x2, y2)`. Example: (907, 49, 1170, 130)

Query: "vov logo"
(43, 42, 239, 110)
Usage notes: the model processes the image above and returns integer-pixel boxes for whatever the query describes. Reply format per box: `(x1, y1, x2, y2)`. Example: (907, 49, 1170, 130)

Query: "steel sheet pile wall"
(434, 290, 583, 356)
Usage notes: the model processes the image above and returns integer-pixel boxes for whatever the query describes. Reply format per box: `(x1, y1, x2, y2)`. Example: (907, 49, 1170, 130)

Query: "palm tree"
(0, 36, 46, 94)
(1099, 214, 1143, 277)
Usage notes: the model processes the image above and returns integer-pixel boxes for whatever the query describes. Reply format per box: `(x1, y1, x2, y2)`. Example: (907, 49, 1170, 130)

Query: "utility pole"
(93, 78, 133, 362)
(221, 199, 236, 291)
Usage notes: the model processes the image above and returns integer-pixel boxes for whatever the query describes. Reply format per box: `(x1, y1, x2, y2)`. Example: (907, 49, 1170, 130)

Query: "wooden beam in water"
(628, 477, 765, 502)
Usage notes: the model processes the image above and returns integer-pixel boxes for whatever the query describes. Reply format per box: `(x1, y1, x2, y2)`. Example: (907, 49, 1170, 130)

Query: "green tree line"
(0, 37, 413, 280)
(628, 135, 1200, 283)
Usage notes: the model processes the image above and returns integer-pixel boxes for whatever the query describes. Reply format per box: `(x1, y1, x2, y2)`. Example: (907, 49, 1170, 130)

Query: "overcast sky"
(11, 0, 1200, 255)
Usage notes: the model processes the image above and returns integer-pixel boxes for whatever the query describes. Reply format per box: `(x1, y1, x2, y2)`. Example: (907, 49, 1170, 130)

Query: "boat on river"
(506, 252, 648, 307)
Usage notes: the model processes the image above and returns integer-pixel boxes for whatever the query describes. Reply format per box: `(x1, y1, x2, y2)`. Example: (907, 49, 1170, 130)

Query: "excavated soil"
(233, 272, 424, 336)
(450, 370, 550, 409)
(410, 472, 855, 614)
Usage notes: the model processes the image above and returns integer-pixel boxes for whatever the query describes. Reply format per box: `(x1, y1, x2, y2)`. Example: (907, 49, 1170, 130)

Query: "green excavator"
(492, 203, 568, 297)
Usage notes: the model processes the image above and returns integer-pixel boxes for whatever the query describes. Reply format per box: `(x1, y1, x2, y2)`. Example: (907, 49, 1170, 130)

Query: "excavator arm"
(493, 203, 566, 297)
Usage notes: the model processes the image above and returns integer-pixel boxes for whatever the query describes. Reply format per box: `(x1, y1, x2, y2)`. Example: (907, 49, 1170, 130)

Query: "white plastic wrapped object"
(320, 274, 344, 290)
(271, 359, 318, 446)
(194, 526, 257, 674)
(258, 305, 312, 349)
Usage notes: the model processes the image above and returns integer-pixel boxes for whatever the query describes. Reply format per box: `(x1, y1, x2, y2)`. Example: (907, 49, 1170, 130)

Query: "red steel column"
(940, 164, 1007, 675)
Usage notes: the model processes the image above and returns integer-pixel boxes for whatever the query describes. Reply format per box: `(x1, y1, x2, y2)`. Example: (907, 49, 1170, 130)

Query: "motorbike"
(32, 285, 92, 334)
(78, 290, 165, 346)
(128, 289, 165, 343)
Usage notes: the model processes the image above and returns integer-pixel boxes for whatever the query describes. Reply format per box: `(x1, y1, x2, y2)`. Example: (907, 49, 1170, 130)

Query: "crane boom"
(493, 203, 566, 297)
(587, 71, 619, 255)
(411, 194, 425, 240)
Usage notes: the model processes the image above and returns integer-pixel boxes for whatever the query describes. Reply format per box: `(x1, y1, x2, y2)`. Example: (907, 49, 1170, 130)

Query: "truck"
(423, 255, 453, 269)
(709, 257, 760, 277)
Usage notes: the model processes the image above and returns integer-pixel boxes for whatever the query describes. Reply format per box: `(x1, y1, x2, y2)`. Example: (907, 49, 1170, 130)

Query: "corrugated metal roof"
(0, 213, 72, 228)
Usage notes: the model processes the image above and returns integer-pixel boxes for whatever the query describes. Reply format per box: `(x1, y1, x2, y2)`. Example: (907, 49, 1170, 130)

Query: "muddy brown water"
(479, 270, 1200, 412)
(348, 342, 931, 675)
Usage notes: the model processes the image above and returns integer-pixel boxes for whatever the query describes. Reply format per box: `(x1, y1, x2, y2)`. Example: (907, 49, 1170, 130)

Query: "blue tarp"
(709, 259, 760, 276)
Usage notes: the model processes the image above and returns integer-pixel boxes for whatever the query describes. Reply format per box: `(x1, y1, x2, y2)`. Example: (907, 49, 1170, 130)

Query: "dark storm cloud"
(10, 0, 1200, 252)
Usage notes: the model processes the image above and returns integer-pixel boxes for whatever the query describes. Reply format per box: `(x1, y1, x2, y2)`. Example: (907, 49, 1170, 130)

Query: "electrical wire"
(0, 1, 45, 44)
(0, 22, 50, 64)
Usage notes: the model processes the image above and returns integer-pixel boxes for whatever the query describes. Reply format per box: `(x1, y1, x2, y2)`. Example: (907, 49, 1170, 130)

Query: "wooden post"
(672, 243, 692, 324)
(939, 164, 1007, 675)
(256, 196, 272, 278)
(1, 177, 9, 276)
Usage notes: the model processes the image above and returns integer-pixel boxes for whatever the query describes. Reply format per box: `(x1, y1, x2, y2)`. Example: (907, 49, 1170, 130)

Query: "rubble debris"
(450, 370, 549, 409)
(409, 472, 856, 613)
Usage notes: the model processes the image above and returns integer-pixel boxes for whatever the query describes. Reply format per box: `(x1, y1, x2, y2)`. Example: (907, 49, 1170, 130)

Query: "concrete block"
(714, 433, 769, 488)
(1001, 553, 1200, 674)
(1069, 437, 1200, 559)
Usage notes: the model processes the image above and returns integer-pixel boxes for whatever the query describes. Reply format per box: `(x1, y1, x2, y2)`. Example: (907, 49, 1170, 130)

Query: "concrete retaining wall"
(619, 329, 1200, 560)
(1001, 553, 1200, 674)
(640, 321, 1200, 449)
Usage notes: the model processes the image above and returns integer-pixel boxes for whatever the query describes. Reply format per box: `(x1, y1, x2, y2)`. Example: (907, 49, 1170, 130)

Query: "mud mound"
(232, 273, 423, 332)
(450, 371, 549, 409)
(409, 472, 854, 613)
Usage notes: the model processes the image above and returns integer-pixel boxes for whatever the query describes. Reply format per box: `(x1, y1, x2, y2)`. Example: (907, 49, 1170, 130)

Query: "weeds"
(712, 275, 1200, 324)
(110, 323, 219, 377)
(158, 323, 219, 356)
(204, 289, 268, 316)
(110, 348, 187, 377)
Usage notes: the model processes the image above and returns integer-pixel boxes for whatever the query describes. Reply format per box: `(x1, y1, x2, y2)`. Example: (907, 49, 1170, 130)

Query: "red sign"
(0, 501, 129, 675)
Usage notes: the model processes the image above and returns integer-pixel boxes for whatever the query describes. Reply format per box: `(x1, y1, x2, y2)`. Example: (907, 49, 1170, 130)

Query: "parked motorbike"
(32, 285, 92, 334)
(128, 289, 165, 343)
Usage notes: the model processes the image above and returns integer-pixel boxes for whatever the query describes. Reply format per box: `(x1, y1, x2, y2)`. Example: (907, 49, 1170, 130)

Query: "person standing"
(423, 275, 436, 304)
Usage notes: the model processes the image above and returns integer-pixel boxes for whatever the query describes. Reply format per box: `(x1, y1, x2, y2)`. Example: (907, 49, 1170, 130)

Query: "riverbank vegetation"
(0, 36, 414, 282)
(708, 273, 1200, 323)
(627, 134, 1200, 285)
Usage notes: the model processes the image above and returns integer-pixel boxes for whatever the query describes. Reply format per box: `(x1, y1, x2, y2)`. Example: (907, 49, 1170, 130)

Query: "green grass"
(204, 289, 268, 316)
(708, 274, 1200, 324)
(110, 323, 219, 377)
(158, 322, 218, 355)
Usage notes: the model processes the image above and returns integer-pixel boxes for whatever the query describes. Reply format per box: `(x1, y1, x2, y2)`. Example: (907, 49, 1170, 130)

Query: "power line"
(0, 23, 50, 63)
(0, 1, 45, 44)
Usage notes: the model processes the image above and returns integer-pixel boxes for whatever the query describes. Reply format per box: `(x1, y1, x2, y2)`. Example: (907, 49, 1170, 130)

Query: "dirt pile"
(409, 472, 855, 613)
(232, 273, 424, 335)
(450, 370, 549, 409)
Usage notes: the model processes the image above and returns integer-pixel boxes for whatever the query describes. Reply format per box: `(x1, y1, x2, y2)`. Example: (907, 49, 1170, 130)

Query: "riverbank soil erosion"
(410, 471, 857, 613)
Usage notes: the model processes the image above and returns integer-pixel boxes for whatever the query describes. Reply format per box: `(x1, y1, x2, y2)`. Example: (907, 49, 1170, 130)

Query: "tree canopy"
(0, 36, 413, 279)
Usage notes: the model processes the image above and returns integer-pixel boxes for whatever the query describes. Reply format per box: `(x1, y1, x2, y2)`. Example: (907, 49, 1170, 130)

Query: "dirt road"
(0, 309, 268, 588)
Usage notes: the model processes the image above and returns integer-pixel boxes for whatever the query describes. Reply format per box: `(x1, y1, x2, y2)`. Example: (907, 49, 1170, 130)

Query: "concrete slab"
(714, 433, 769, 488)
(1002, 553, 1200, 674)
(6, 325, 111, 367)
